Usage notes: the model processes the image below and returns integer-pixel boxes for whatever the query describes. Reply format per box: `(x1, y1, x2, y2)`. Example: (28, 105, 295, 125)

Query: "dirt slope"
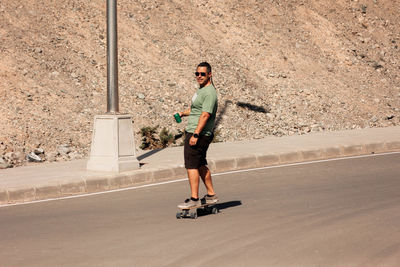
(0, 0, 399, 167)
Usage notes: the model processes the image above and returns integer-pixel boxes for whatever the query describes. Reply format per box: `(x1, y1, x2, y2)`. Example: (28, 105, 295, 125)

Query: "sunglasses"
(195, 72, 207, 77)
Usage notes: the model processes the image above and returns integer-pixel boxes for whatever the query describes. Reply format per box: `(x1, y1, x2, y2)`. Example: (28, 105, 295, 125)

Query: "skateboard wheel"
(176, 212, 182, 219)
(190, 212, 198, 219)
(212, 207, 218, 214)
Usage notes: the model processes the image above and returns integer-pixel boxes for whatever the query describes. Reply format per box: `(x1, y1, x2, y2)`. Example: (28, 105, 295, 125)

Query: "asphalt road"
(0, 153, 399, 266)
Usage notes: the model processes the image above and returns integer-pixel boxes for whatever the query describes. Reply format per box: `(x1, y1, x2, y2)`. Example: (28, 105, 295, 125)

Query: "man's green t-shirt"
(186, 84, 218, 136)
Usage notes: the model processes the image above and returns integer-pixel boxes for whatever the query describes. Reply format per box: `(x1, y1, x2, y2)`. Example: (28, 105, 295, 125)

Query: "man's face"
(195, 66, 212, 87)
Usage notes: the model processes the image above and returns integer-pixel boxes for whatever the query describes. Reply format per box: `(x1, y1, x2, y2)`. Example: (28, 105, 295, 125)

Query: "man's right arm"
(179, 108, 191, 117)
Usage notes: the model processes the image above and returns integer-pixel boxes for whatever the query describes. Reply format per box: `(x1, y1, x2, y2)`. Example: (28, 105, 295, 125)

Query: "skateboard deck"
(176, 202, 219, 219)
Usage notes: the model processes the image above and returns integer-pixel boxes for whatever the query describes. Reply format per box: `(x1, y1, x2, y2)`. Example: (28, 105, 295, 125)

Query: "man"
(176, 62, 218, 208)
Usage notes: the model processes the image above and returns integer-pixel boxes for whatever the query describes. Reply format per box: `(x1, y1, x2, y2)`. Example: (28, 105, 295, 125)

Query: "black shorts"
(184, 132, 214, 169)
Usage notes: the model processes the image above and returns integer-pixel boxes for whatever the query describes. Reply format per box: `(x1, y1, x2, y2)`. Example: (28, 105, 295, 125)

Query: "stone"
(26, 152, 42, 162)
(371, 116, 379, 123)
(4, 152, 17, 161)
(311, 124, 322, 132)
(46, 151, 58, 162)
(34, 148, 45, 155)
(266, 113, 275, 120)
(386, 115, 395, 120)
(57, 145, 72, 155)
(34, 47, 43, 53)
(361, 5, 367, 14)
(68, 151, 82, 160)
(0, 162, 11, 169)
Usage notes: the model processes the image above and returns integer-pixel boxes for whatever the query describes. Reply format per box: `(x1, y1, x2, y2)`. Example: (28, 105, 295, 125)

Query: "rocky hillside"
(1, 0, 399, 168)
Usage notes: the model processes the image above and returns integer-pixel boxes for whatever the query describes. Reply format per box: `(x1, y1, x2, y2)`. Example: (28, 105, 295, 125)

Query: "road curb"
(0, 189, 8, 203)
(386, 140, 400, 151)
(7, 187, 36, 203)
(1, 140, 399, 205)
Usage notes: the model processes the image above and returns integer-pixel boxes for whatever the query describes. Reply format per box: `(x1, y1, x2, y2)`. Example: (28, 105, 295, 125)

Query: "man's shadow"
(216, 200, 242, 210)
(197, 200, 242, 217)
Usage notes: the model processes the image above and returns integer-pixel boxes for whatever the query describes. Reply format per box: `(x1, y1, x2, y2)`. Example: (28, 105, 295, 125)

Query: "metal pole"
(107, 0, 119, 113)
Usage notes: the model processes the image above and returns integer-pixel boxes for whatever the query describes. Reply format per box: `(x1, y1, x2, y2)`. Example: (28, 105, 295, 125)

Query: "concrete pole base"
(87, 114, 140, 172)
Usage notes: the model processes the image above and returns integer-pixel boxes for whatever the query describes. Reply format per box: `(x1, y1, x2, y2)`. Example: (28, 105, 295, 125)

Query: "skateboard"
(176, 202, 219, 219)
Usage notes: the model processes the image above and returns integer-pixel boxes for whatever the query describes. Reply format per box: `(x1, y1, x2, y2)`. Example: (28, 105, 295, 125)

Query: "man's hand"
(189, 112, 211, 146)
(189, 135, 198, 146)
(178, 108, 191, 117)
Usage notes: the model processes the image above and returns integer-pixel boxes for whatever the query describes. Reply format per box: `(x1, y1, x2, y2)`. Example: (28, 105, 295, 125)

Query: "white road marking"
(1, 151, 399, 208)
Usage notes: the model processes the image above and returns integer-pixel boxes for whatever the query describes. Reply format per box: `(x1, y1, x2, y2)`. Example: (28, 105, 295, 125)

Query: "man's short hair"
(197, 62, 212, 73)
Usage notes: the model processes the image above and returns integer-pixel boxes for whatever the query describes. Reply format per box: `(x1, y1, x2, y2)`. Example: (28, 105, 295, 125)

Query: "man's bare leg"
(199, 165, 216, 196)
(187, 169, 200, 199)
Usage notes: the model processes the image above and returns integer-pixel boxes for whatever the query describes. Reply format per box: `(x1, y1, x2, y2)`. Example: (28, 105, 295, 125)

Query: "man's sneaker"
(201, 194, 218, 204)
(178, 198, 200, 209)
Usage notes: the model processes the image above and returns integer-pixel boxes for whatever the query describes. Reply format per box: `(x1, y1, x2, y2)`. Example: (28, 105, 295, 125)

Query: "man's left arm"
(189, 112, 210, 146)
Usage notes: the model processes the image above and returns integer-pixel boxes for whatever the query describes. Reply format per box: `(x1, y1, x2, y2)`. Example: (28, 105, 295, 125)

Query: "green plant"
(159, 127, 175, 148)
(139, 126, 159, 150)
(139, 126, 177, 150)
